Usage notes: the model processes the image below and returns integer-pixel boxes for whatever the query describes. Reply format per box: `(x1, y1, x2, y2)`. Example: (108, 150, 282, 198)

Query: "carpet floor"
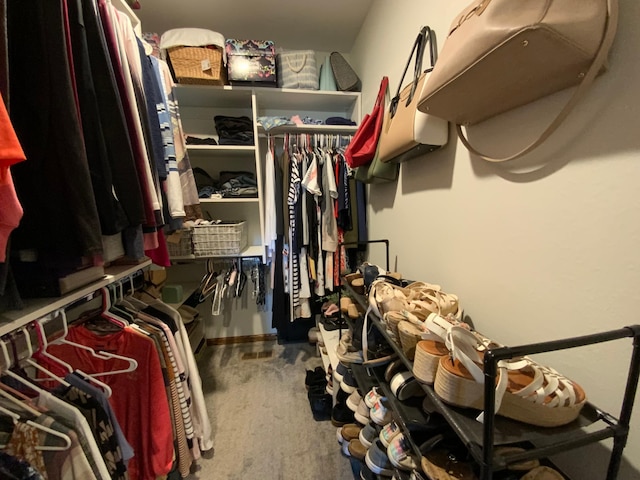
(186, 340, 358, 480)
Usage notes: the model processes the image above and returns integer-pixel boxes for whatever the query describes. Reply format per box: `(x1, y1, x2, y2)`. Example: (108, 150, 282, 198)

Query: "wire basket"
(167, 45, 227, 85)
(166, 229, 193, 257)
(192, 221, 248, 257)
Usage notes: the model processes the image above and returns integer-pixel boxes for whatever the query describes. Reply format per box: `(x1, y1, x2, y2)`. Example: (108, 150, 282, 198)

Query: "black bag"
(330, 52, 361, 92)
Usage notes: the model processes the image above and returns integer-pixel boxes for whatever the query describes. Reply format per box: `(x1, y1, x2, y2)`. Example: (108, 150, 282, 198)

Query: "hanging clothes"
(46, 324, 174, 480)
(7, 0, 103, 260)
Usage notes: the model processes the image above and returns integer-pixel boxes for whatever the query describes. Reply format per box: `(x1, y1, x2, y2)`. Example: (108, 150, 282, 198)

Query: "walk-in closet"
(1, 1, 639, 479)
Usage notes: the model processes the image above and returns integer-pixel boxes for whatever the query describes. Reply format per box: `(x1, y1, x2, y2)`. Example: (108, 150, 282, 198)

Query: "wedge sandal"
(412, 313, 472, 385)
(521, 466, 566, 480)
(434, 328, 587, 428)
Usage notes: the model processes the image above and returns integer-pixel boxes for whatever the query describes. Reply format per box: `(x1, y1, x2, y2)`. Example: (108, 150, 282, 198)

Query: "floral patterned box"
(225, 39, 276, 86)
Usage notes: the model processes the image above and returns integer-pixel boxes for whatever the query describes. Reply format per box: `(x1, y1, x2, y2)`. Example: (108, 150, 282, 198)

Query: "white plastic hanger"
(51, 310, 138, 378)
(0, 402, 71, 452)
(34, 317, 74, 374)
(0, 337, 75, 449)
(33, 316, 113, 397)
(16, 327, 70, 388)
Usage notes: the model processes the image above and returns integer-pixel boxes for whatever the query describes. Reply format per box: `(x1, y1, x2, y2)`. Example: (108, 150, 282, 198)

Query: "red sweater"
(47, 325, 174, 480)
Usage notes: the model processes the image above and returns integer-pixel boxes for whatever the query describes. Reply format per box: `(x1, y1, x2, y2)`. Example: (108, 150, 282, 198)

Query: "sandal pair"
(368, 279, 464, 324)
(432, 325, 587, 428)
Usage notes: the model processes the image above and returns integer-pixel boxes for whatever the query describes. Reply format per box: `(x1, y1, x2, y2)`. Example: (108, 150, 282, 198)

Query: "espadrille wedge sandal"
(411, 313, 473, 385)
(368, 279, 411, 317)
(521, 466, 565, 480)
(434, 329, 587, 427)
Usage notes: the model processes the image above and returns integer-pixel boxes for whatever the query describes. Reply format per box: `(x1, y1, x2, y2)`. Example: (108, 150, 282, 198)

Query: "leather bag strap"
(390, 27, 429, 117)
(374, 76, 389, 109)
(457, 0, 619, 163)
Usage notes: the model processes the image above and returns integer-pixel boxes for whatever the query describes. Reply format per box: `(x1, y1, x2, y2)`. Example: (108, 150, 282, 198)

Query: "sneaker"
(360, 462, 393, 480)
(379, 420, 401, 448)
(331, 402, 356, 427)
(355, 398, 371, 425)
(387, 433, 418, 471)
(337, 342, 364, 364)
(335, 362, 349, 384)
(390, 371, 424, 401)
(340, 369, 358, 394)
(336, 387, 350, 405)
(365, 439, 394, 477)
(347, 439, 368, 461)
(370, 398, 393, 426)
(337, 423, 363, 444)
(347, 390, 363, 413)
(326, 382, 334, 395)
(384, 359, 408, 383)
(307, 386, 332, 421)
(305, 366, 327, 390)
(359, 422, 379, 449)
(364, 386, 385, 409)
(308, 326, 320, 344)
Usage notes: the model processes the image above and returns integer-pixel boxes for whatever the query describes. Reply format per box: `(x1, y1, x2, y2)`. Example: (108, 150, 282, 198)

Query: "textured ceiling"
(135, 0, 374, 52)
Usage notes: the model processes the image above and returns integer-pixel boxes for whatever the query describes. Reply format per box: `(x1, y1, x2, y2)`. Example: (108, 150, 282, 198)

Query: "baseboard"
(206, 333, 278, 346)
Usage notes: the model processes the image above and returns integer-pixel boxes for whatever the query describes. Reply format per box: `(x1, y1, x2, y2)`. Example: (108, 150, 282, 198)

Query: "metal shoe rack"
(339, 246, 640, 479)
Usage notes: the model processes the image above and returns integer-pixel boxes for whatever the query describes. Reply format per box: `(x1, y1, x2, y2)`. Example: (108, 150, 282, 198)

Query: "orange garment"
(0, 94, 26, 262)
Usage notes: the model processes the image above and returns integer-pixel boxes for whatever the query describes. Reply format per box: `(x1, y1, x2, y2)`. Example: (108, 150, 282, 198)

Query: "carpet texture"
(187, 340, 357, 480)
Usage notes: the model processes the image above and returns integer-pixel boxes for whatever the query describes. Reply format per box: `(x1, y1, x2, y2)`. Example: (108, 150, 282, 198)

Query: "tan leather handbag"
(417, 0, 619, 162)
(377, 27, 449, 164)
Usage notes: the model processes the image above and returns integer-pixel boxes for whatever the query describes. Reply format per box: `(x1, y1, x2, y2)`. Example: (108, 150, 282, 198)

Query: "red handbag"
(345, 76, 388, 169)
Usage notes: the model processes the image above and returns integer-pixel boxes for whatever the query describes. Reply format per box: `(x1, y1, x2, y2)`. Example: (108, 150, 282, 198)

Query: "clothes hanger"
(50, 310, 138, 377)
(15, 327, 70, 388)
(199, 259, 218, 302)
(106, 284, 132, 325)
(33, 317, 73, 375)
(33, 315, 114, 398)
(0, 402, 71, 452)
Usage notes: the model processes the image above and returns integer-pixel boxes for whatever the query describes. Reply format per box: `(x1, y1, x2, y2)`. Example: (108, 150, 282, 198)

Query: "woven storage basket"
(166, 229, 193, 257)
(192, 221, 247, 257)
(397, 321, 422, 360)
(167, 45, 227, 85)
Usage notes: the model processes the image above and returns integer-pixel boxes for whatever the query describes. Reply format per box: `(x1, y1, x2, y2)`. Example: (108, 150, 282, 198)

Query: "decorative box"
(225, 39, 276, 87)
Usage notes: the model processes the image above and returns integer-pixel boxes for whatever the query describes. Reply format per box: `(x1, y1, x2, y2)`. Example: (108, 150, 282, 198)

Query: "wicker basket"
(192, 221, 248, 257)
(167, 45, 227, 85)
(166, 229, 193, 257)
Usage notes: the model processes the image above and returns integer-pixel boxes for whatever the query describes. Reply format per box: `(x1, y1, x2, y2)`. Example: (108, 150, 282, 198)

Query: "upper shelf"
(0, 259, 152, 337)
(186, 145, 256, 155)
(257, 124, 358, 135)
(175, 84, 360, 112)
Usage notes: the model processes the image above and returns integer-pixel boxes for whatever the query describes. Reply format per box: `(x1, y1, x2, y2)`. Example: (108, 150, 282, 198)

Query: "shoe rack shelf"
(341, 279, 640, 480)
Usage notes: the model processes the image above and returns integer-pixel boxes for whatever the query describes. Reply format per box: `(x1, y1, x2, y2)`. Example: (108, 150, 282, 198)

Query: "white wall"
(350, 1, 640, 478)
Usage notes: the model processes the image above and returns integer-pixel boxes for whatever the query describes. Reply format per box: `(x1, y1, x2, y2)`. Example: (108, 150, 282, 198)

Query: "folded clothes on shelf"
(214, 115, 254, 145)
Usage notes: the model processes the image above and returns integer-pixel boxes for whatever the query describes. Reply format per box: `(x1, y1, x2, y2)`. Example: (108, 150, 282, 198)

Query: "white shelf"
(186, 145, 255, 155)
(175, 84, 360, 112)
(199, 198, 259, 204)
(0, 259, 152, 337)
(175, 84, 253, 107)
(257, 124, 357, 135)
(166, 281, 201, 310)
